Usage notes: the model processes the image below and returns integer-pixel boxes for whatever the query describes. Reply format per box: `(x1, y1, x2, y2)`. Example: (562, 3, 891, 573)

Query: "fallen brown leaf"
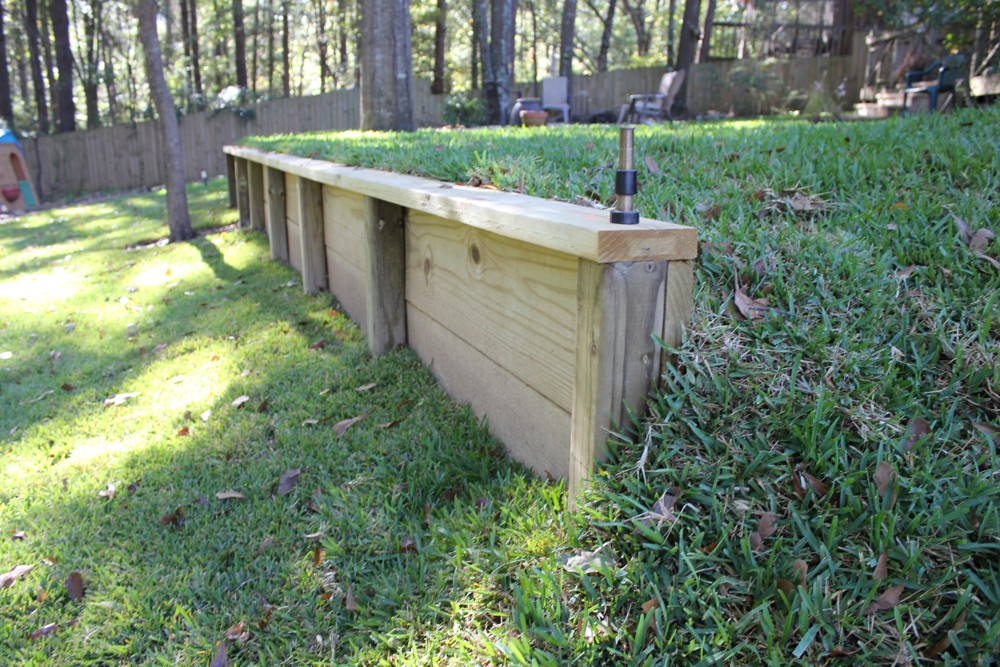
(104, 392, 140, 407)
(733, 285, 771, 321)
(257, 536, 276, 554)
(792, 465, 830, 499)
(399, 536, 417, 553)
(903, 417, 931, 451)
(894, 265, 918, 279)
(277, 469, 301, 497)
(345, 585, 359, 612)
(777, 578, 794, 598)
(864, 584, 905, 615)
(354, 382, 378, 392)
(98, 483, 116, 499)
(209, 641, 228, 667)
(924, 610, 967, 659)
(27, 619, 77, 640)
(874, 462, 896, 503)
(973, 422, 998, 440)
(65, 571, 85, 601)
(1, 564, 35, 589)
(231, 395, 250, 408)
(160, 507, 186, 527)
(176, 426, 190, 436)
(60, 383, 75, 392)
(215, 490, 246, 501)
(225, 621, 250, 642)
(312, 546, 325, 566)
(793, 559, 808, 587)
(642, 598, 658, 613)
(12, 530, 26, 541)
(644, 155, 661, 175)
(309, 340, 326, 350)
(874, 552, 888, 581)
(333, 414, 366, 437)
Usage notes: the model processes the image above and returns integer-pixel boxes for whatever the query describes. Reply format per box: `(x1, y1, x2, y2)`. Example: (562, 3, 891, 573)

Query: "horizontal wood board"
(323, 186, 369, 326)
(406, 210, 578, 413)
(224, 146, 697, 264)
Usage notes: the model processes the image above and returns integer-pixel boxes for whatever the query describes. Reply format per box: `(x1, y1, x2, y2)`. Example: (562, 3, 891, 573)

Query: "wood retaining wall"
(224, 146, 697, 502)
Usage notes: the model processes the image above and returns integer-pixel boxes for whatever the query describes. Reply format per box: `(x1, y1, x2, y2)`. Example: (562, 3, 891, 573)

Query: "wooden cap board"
(224, 145, 697, 264)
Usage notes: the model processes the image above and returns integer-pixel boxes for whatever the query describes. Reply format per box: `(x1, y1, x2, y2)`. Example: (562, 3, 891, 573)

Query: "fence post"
(296, 178, 327, 294)
(264, 166, 289, 262)
(235, 158, 250, 227)
(570, 259, 669, 506)
(363, 197, 408, 355)
(247, 161, 265, 231)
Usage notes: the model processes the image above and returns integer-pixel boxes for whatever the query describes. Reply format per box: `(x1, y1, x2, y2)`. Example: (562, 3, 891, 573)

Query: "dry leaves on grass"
(864, 584, 905, 615)
(104, 392, 140, 407)
(215, 490, 246, 501)
(903, 417, 931, 451)
(636, 488, 681, 530)
(792, 464, 829, 500)
(873, 462, 896, 506)
(954, 214, 1000, 269)
(874, 552, 889, 581)
(65, 571, 85, 601)
(1, 564, 35, 589)
(758, 187, 836, 218)
(749, 511, 778, 550)
(333, 414, 366, 437)
(27, 619, 78, 640)
(276, 469, 301, 496)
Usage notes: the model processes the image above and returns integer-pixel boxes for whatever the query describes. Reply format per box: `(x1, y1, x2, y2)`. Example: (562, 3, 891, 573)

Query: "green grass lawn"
(2, 107, 999, 665)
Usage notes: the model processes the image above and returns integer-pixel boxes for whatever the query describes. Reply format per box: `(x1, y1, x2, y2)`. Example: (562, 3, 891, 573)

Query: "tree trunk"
(360, 0, 414, 131)
(489, 0, 517, 124)
(40, 3, 57, 124)
(0, 1, 13, 128)
(25, 0, 49, 133)
(470, 2, 481, 90)
(102, 26, 118, 125)
(675, 0, 701, 111)
(82, 2, 103, 129)
(189, 0, 202, 94)
(250, 2, 259, 92)
(180, 0, 192, 95)
(698, 0, 715, 63)
(313, 0, 330, 93)
(49, 0, 75, 132)
(232, 0, 248, 88)
(135, 0, 194, 242)
(266, 0, 275, 93)
(621, 0, 650, 57)
(667, 0, 676, 65)
(431, 0, 447, 94)
(281, 1, 290, 96)
(558, 0, 576, 81)
(584, 0, 617, 73)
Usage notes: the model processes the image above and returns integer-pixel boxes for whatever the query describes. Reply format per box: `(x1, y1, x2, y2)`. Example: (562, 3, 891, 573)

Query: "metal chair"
(541, 77, 571, 123)
(618, 70, 687, 124)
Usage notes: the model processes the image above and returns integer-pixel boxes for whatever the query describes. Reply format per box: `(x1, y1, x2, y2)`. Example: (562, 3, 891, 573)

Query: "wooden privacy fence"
(26, 56, 863, 200)
(224, 145, 697, 502)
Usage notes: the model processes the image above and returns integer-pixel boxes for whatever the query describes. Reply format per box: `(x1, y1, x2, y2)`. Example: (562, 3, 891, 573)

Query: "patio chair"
(618, 70, 686, 124)
(541, 77, 571, 123)
(902, 60, 960, 113)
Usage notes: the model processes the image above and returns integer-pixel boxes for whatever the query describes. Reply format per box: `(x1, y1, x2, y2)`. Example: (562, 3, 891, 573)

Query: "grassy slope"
(0, 106, 995, 666)
(249, 108, 1000, 665)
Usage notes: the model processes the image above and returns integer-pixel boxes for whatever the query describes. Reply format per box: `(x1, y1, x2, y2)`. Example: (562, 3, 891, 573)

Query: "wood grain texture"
(406, 210, 578, 412)
(285, 173, 302, 271)
(570, 260, 668, 504)
(225, 154, 236, 208)
(224, 147, 697, 263)
(661, 259, 694, 357)
(407, 305, 572, 479)
(247, 161, 265, 231)
(264, 166, 288, 262)
(234, 157, 250, 228)
(296, 177, 327, 294)
(364, 197, 407, 355)
(322, 186, 368, 325)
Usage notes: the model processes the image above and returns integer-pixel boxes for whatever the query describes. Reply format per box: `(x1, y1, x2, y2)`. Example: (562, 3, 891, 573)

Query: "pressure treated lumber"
(225, 154, 237, 208)
(296, 177, 326, 294)
(234, 157, 250, 228)
(225, 145, 697, 505)
(264, 166, 288, 262)
(247, 161, 265, 232)
(224, 146, 696, 263)
(364, 197, 408, 355)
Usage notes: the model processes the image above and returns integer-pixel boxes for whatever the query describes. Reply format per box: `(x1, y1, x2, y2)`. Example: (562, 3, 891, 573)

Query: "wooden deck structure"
(224, 146, 697, 504)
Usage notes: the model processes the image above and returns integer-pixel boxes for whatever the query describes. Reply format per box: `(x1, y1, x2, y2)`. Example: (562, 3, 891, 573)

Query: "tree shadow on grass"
(0, 200, 566, 665)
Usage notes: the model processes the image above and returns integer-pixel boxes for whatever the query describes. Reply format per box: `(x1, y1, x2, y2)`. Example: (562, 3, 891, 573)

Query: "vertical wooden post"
(660, 260, 694, 363)
(363, 197, 408, 355)
(570, 259, 668, 505)
(235, 158, 250, 228)
(296, 177, 327, 294)
(247, 161, 265, 232)
(225, 154, 237, 208)
(264, 166, 289, 262)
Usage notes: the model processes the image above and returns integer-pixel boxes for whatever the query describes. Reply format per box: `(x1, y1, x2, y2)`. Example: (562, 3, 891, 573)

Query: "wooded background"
(0, 0, 993, 199)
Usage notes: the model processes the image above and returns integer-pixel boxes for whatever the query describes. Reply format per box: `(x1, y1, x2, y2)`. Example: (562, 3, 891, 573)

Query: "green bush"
(443, 91, 487, 126)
